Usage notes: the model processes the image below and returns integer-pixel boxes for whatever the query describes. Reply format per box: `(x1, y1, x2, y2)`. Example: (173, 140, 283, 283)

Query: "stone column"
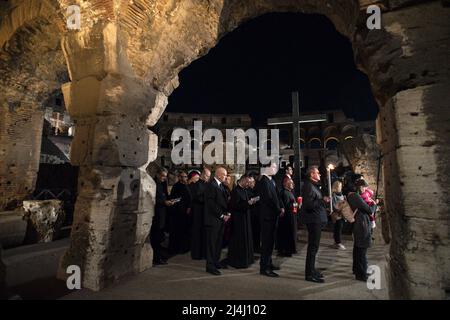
(0, 100, 44, 210)
(57, 23, 162, 291)
(0, 246, 6, 299)
(355, 2, 450, 299)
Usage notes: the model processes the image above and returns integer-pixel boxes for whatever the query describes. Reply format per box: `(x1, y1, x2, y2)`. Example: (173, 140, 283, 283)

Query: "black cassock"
(190, 180, 207, 260)
(277, 188, 298, 255)
(227, 185, 254, 269)
(247, 188, 261, 253)
(168, 182, 192, 254)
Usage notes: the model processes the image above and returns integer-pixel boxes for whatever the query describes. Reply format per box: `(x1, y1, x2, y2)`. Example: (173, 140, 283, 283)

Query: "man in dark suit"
(190, 168, 211, 260)
(300, 165, 330, 283)
(204, 167, 230, 275)
(151, 167, 175, 266)
(255, 162, 284, 277)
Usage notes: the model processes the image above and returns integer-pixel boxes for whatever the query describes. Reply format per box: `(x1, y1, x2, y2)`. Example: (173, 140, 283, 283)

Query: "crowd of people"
(150, 162, 379, 283)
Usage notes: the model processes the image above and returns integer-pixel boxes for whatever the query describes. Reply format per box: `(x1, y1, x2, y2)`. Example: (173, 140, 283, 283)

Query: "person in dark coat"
(204, 167, 230, 275)
(189, 168, 211, 260)
(168, 171, 192, 255)
(348, 179, 373, 281)
(150, 167, 175, 265)
(247, 176, 260, 253)
(300, 165, 330, 283)
(277, 177, 298, 257)
(255, 162, 284, 277)
(227, 175, 256, 269)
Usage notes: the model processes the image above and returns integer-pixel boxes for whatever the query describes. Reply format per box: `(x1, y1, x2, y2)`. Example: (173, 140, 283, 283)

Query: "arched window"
(309, 138, 322, 149)
(300, 139, 306, 149)
(325, 138, 339, 150)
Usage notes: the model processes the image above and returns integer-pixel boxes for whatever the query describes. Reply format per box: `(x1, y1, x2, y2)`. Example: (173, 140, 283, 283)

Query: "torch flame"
(327, 164, 335, 170)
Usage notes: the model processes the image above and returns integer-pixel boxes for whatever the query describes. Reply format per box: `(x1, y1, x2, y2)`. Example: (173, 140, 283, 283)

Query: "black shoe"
(260, 270, 279, 277)
(153, 259, 168, 266)
(206, 268, 222, 276)
(314, 270, 324, 278)
(219, 260, 229, 269)
(305, 276, 325, 283)
(355, 275, 368, 282)
(269, 264, 280, 271)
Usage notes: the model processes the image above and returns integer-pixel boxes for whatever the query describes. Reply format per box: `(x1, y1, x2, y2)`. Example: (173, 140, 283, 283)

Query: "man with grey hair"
(300, 165, 330, 283)
(204, 167, 230, 275)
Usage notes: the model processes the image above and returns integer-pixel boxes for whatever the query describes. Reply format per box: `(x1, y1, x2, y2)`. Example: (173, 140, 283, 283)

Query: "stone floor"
(62, 233, 389, 300)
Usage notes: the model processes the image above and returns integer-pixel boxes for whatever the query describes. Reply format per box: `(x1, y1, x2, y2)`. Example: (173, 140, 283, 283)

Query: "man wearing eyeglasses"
(300, 165, 330, 283)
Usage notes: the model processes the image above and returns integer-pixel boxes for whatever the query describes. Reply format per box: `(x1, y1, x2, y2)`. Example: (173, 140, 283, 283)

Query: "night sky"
(166, 12, 379, 126)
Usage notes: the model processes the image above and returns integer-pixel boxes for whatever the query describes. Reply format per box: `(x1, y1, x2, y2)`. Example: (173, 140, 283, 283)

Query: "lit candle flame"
(327, 164, 335, 170)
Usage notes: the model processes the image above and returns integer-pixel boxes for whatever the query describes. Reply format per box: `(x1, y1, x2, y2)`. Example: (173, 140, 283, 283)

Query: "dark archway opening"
(154, 12, 380, 247)
(166, 12, 378, 125)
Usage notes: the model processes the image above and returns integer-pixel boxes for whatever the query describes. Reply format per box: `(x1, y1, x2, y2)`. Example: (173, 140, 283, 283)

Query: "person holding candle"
(277, 177, 298, 257)
(348, 179, 374, 281)
(300, 165, 330, 283)
(331, 180, 346, 250)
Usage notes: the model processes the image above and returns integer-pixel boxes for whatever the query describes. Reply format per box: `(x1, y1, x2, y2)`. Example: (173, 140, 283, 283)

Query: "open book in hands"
(248, 196, 260, 205)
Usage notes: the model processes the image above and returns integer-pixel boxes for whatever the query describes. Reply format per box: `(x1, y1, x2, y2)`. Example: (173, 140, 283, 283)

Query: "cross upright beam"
(292, 92, 302, 195)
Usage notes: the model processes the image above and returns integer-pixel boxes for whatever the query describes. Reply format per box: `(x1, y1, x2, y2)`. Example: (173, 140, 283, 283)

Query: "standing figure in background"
(204, 167, 230, 275)
(227, 174, 256, 269)
(168, 171, 192, 255)
(277, 177, 298, 257)
(300, 165, 329, 283)
(190, 168, 211, 260)
(348, 179, 374, 281)
(247, 175, 261, 254)
(151, 167, 174, 265)
(256, 162, 284, 277)
(331, 180, 346, 250)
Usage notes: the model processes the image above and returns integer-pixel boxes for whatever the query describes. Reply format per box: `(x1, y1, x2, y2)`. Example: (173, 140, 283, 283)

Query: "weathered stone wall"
(339, 134, 389, 244)
(0, 0, 449, 297)
(0, 0, 67, 210)
(57, 21, 158, 291)
(0, 106, 44, 210)
(355, 1, 450, 299)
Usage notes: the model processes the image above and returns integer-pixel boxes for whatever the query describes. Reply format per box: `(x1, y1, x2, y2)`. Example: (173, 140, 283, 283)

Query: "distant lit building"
(268, 110, 375, 169)
(154, 112, 253, 175)
(40, 93, 74, 164)
(154, 110, 375, 173)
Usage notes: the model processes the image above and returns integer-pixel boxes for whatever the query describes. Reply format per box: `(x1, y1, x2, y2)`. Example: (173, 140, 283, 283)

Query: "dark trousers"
(205, 224, 224, 271)
(259, 219, 276, 271)
(251, 210, 261, 253)
(353, 246, 368, 277)
(333, 219, 344, 244)
(305, 223, 322, 277)
(150, 222, 164, 262)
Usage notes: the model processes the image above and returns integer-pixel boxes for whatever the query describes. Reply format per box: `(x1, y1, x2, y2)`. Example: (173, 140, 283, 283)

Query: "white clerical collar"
(214, 177, 222, 186)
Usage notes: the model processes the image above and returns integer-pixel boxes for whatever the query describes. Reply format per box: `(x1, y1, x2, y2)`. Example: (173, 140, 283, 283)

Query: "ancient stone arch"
(0, 0, 449, 299)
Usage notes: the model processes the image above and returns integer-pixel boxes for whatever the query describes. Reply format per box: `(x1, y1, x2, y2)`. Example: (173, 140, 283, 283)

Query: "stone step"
(3, 238, 69, 287)
(0, 211, 27, 249)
